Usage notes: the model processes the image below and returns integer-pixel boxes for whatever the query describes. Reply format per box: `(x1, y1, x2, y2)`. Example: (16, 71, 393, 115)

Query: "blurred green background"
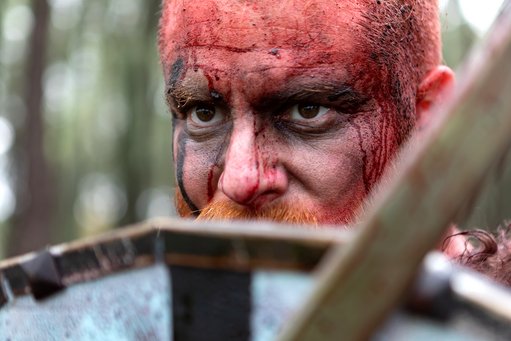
(0, 0, 508, 258)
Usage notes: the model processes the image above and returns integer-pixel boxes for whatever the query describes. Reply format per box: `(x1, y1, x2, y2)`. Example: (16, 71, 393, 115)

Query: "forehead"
(160, 0, 370, 78)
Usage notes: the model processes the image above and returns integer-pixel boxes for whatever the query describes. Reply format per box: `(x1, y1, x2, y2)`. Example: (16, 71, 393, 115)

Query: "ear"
(416, 65, 455, 130)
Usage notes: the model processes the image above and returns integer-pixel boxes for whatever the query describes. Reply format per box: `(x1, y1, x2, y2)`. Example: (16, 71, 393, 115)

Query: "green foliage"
(0, 0, 170, 257)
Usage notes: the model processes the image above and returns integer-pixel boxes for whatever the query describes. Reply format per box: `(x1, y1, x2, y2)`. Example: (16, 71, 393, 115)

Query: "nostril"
(250, 191, 281, 209)
(219, 162, 288, 208)
(219, 171, 261, 205)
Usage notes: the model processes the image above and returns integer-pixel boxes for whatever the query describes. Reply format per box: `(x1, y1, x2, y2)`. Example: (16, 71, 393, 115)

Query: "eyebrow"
(254, 82, 369, 113)
(166, 80, 222, 112)
(166, 79, 369, 114)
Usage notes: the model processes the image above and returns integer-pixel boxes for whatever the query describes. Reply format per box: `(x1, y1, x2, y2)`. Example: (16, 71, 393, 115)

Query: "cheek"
(283, 114, 400, 215)
(180, 138, 227, 208)
(283, 140, 366, 225)
(181, 151, 210, 206)
(301, 142, 365, 199)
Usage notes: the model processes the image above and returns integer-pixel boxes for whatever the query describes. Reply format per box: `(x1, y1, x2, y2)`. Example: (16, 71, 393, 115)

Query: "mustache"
(196, 200, 318, 226)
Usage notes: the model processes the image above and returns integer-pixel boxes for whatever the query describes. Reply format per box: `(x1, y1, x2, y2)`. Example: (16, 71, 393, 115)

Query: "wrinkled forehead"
(159, 0, 368, 75)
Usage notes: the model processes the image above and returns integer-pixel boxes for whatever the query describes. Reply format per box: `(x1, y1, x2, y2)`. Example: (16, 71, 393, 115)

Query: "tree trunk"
(9, 0, 54, 256)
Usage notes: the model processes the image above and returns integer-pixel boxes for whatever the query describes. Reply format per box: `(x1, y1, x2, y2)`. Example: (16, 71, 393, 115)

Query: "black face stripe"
(175, 129, 200, 215)
(169, 57, 185, 89)
(168, 58, 199, 214)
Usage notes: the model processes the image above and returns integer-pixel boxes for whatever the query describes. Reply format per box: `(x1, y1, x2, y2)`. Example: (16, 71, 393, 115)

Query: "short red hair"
(357, 0, 441, 139)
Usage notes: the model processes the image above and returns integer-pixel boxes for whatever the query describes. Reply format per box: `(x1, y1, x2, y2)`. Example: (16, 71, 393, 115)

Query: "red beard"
(175, 189, 317, 225)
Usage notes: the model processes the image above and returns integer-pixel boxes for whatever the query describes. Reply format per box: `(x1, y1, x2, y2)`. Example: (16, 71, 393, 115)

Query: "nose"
(219, 118, 288, 207)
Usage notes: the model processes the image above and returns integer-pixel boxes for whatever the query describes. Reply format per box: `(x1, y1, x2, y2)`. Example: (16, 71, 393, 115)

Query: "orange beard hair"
(174, 188, 317, 225)
(198, 200, 318, 226)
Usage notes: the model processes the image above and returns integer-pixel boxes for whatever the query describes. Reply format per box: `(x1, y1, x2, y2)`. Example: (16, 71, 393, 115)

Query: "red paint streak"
(374, 103, 399, 186)
(204, 73, 215, 91)
(247, 121, 262, 202)
(352, 120, 370, 194)
(379, 113, 390, 180)
(245, 182, 260, 203)
(254, 125, 266, 138)
(370, 112, 386, 185)
(186, 44, 255, 54)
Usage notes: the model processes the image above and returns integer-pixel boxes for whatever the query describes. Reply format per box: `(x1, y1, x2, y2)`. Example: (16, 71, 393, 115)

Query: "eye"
(188, 104, 225, 128)
(290, 104, 329, 121)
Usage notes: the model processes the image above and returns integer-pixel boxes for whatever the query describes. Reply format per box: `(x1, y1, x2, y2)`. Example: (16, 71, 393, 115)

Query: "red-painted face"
(160, 0, 413, 225)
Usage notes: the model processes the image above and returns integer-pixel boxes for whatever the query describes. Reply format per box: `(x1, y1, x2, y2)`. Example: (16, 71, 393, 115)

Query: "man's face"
(160, 0, 413, 225)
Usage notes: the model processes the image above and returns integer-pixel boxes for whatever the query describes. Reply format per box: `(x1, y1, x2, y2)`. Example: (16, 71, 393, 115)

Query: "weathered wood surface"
(2, 218, 511, 340)
(279, 2, 511, 340)
(0, 218, 351, 299)
(0, 219, 343, 340)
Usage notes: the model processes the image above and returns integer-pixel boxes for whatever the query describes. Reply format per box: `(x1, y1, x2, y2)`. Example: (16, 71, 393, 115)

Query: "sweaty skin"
(160, 0, 407, 225)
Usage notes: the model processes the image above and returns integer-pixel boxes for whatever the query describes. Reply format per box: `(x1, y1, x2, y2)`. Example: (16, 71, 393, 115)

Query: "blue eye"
(290, 104, 329, 121)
